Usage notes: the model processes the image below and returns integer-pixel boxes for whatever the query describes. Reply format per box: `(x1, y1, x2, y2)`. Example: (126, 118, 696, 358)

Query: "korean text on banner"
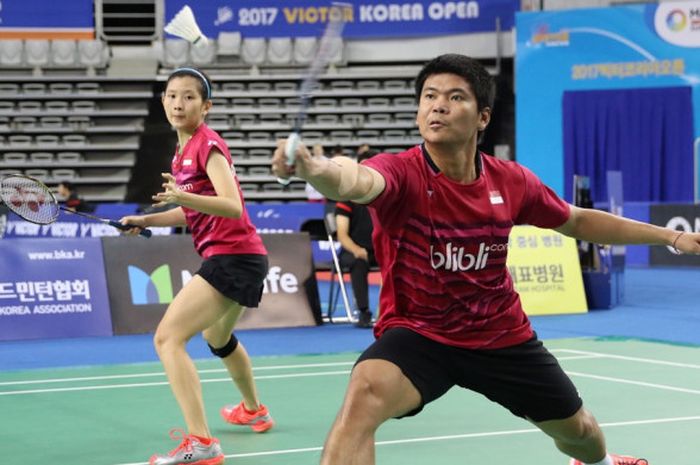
(0, 238, 113, 341)
(506, 225, 588, 315)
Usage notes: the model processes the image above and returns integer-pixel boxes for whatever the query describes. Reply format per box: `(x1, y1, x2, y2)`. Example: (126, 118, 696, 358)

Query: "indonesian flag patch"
(489, 190, 504, 204)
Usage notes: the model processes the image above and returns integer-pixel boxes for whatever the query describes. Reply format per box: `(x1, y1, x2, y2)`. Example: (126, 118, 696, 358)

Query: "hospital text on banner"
(506, 225, 588, 315)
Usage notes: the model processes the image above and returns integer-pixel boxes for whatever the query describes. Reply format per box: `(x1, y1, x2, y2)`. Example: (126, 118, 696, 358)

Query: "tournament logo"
(666, 9, 687, 31)
(127, 264, 174, 305)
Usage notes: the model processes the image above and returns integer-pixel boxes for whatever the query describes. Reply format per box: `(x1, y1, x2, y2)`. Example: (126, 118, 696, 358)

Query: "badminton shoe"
(569, 455, 649, 465)
(149, 429, 224, 465)
(220, 401, 274, 433)
(354, 310, 373, 329)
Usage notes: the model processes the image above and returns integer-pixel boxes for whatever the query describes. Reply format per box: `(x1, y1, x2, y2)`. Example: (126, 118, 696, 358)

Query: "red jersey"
(171, 124, 266, 258)
(363, 145, 570, 349)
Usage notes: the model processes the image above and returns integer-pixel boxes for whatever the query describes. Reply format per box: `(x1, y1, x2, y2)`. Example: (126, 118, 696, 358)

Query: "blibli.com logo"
(666, 9, 687, 31)
(430, 242, 506, 272)
(128, 265, 174, 305)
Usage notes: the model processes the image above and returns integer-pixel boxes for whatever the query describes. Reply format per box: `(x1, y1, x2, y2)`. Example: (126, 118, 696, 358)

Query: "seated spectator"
(356, 143, 379, 160)
(334, 150, 378, 328)
(330, 144, 345, 158)
(57, 181, 92, 213)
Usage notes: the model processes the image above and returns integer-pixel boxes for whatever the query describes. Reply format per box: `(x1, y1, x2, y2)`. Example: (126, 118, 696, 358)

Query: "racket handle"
(109, 220, 152, 238)
(277, 132, 301, 186)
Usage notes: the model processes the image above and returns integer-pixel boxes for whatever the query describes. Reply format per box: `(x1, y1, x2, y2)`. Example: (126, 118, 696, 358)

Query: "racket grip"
(285, 132, 300, 166)
(277, 132, 301, 186)
(109, 220, 152, 238)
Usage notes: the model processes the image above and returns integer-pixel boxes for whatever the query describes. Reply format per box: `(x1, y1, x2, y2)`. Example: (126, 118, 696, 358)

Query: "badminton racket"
(278, 4, 348, 185)
(0, 174, 152, 238)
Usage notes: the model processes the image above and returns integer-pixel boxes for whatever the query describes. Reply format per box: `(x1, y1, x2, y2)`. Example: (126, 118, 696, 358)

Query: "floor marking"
(0, 370, 351, 396)
(0, 361, 355, 387)
(111, 415, 700, 465)
(566, 371, 700, 395)
(555, 348, 700, 369)
(0, 355, 597, 393)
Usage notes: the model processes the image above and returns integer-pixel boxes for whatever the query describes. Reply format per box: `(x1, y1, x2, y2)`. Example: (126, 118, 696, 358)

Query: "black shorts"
(356, 327, 582, 422)
(196, 254, 268, 308)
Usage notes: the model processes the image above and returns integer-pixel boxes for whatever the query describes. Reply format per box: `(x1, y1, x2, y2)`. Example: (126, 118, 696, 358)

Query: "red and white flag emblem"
(489, 190, 504, 204)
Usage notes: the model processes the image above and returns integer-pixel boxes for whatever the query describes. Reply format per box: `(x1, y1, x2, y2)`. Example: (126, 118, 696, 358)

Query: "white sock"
(585, 454, 614, 465)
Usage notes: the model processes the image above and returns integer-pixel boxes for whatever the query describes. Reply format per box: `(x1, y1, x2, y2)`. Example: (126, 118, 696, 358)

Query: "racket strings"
(0, 176, 59, 224)
(291, 16, 345, 135)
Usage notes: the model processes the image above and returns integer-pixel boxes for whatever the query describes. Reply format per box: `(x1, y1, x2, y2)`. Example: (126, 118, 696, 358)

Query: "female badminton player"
(120, 68, 273, 465)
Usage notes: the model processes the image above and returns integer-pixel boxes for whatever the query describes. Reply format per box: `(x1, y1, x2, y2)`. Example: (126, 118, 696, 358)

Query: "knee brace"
(208, 333, 239, 358)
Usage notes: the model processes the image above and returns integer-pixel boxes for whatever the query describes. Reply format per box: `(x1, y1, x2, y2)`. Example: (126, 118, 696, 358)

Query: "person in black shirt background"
(334, 150, 378, 328)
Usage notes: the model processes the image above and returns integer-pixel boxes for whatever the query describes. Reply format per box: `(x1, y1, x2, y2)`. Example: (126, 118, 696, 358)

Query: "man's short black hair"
(414, 54, 496, 111)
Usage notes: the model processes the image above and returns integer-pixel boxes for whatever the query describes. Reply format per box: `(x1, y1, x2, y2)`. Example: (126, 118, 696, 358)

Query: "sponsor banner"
(3, 210, 173, 239)
(247, 202, 325, 234)
(103, 233, 320, 335)
(165, 0, 517, 39)
(311, 238, 340, 266)
(650, 204, 700, 266)
(506, 226, 588, 315)
(0, 238, 112, 341)
(0, 0, 94, 39)
(3, 203, 322, 239)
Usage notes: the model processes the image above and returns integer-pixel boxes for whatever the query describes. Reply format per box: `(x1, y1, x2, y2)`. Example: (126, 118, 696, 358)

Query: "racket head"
(0, 174, 59, 225)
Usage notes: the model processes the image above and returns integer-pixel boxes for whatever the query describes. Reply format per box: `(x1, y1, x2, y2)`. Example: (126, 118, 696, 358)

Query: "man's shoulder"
(481, 152, 518, 169)
(367, 145, 422, 172)
(481, 153, 527, 180)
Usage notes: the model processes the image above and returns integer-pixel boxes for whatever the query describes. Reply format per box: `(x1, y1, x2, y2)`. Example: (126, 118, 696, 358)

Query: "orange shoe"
(570, 455, 648, 465)
(220, 401, 274, 433)
(149, 429, 224, 465)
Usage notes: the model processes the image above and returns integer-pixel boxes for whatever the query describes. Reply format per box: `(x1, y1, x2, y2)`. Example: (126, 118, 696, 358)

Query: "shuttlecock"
(165, 5, 209, 46)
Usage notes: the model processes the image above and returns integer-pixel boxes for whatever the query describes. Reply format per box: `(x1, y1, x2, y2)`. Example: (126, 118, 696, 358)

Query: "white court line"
(0, 361, 356, 387)
(0, 355, 600, 390)
(0, 370, 351, 396)
(1, 348, 695, 396)
(111, 415, 700, 465)
(554, 349, 700, 369)
(566, 371, 700, 395)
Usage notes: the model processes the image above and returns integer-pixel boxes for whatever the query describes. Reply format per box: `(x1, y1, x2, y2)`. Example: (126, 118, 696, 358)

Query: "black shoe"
(355, 311, 373, 329)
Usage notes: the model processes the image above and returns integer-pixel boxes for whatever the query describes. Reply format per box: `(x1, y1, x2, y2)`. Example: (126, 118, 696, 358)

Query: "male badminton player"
(272, 54, 700, 465)
(121, 68, 274, 465)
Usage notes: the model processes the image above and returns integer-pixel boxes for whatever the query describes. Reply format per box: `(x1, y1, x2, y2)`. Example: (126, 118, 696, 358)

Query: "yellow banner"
(506, 226, 587, 315)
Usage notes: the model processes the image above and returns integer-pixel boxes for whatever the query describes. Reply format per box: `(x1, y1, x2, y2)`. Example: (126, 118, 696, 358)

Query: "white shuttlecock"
(164, 5, 209, 46)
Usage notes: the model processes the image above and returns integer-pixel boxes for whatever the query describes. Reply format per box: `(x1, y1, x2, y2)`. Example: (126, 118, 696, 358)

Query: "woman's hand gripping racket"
(0, 174, 152, 237)
(277, 5, 347, 185)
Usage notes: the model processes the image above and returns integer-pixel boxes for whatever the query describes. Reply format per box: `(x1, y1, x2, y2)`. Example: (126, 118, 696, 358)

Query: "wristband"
(671, 231, 685, 255)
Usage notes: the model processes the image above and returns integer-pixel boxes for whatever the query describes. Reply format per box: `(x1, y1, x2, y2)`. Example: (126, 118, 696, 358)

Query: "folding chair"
(323, 212, 355, 323)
